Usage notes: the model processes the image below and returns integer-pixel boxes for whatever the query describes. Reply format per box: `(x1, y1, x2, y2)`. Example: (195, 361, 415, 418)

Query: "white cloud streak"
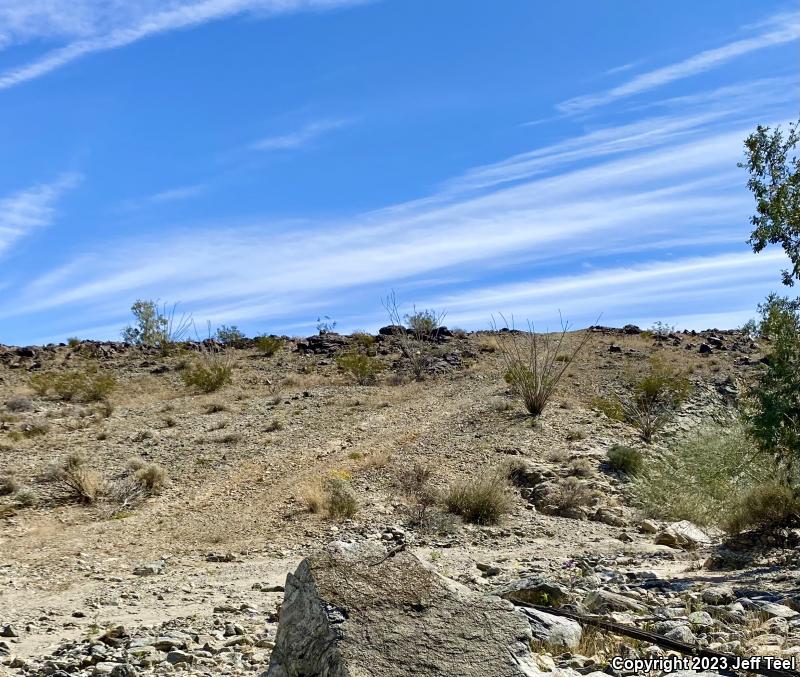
(251, 117, 353, 151)
(0, 0, 367, 90)
(0, 173, 82, 258)
(558, 11, 800, 114)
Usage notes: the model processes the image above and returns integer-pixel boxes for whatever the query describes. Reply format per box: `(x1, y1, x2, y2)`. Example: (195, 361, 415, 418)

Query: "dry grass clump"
(49, 453, 105, 503)
(20, 421, 50, 438)
(133, 462, 167, 494)
(399, 463, 438, 525)
(301, 475, 358, 519)
(351, 331, 376, 349)
(546, 477, 597, 517)
(181, 352, 233, 393)
(445, 472, 512, 524)
(723, 482, 800, 535)
(204, 401, 229, 414)
(5, 395, 33, 412)
(0, 475, 19, 496)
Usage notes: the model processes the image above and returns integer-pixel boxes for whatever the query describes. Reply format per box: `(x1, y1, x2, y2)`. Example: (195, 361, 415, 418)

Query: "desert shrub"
(569, 458, 594, 477)
(316, 316, 337, 335)
(723, 482, 800, 534)
(649, 321, 676, 337)
(325, 478, 358, 519)
(546, 477, 597, 516)
(606, 445, 643, 476)
(215, 325, 246, 347)
(399, 463, 438, 525)
(382, 292, 444, 380)
(336, 351, 384, 385)
(204, 401, 229, 414)
(631, 356, 691, 407)
(747, 294, 800, 473)
(6, 396, 33, 412)
(122, 299, 193, 355)
(181, 352, 233, 393)
(255, 335, 283, 356)
(30, 369, 116, 402)
(28, 374, 50, 396)
(589, 399, 620, 425)
(605, 356, 692, 442)
(67, 337, 81, 348)
(351, 331, 376, 349)
(445, 472, 512, 524)
(20, 421, 50, 438)
(0, 476, 19, 496)
(134, 462, 167, 494)
(302, 476, 358, 519)
(493, 316, 591, 418)
(632, 424, 773, 528)
(405, 308, 445, 339)
(12, 487, 38, 507)
(265, 418, 284, 432)
(50, 453, 105, 503)
(565, 429, 585, 442)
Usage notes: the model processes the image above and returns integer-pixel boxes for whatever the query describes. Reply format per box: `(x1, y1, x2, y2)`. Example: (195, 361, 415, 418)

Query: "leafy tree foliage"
(739, 118, 800, 286)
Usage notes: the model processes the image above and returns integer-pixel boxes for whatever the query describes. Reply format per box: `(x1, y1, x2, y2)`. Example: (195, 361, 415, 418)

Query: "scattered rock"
(654, 521, 711, 550)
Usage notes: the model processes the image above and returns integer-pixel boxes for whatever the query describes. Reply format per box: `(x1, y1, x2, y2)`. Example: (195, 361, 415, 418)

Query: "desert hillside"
(1, 325, 798, 676)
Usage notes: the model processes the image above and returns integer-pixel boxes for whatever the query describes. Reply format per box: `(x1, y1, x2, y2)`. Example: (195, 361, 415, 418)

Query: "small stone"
(0, 625, 18, 638)
(166, 650, 194, 665)
(664, 625, 695, 643)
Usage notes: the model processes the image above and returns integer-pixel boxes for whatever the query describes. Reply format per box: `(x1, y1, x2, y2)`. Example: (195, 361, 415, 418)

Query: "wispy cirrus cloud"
(251, 117, 353, 151)
(0, 173, 82, 258)
(558, 10, 800, 114)
(0, 114, 768, 327)
(0, 0, 369, 91)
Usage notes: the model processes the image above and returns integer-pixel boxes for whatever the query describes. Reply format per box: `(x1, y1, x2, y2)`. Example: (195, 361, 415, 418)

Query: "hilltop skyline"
(0, 0, 798, 344)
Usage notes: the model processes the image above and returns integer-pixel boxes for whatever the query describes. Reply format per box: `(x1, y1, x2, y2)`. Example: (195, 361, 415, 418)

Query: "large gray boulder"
(267, 542, 557, 676)
(518, 608, 582, 649)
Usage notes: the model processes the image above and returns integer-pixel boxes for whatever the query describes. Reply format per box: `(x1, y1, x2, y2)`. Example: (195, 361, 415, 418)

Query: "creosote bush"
(256, 335, 283, 356)
(181, 351, 233, 393)
(445, 472, 512, 524)
(336, 351, 384, 385)
(632, 424, 780, 530)
(29, 369, 116, 403)
(606, 444, 643, 477)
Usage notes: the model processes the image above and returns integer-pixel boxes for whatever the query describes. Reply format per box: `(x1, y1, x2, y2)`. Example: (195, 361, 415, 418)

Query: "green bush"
(336, 351, 384, 385)
(591, 396, 625, 421)
(632, 424, 773, 528)
(405, 309, 442, 338)
(255, 335, 283, 356)
(29, 369, 116, 402)
(445, 473, 512, 524)
(607, 444, 642, 476)
(215, 325, 246, 347)
(181, 353, 233, 393)
(723, 482, 800, 534)
(325, 478, 358, 519)
(351, 331, 376, 349)
(748, 294, 800, 472)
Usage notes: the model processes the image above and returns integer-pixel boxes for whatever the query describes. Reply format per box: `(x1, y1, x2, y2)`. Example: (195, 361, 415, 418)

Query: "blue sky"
(0, 0, 798, 345)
